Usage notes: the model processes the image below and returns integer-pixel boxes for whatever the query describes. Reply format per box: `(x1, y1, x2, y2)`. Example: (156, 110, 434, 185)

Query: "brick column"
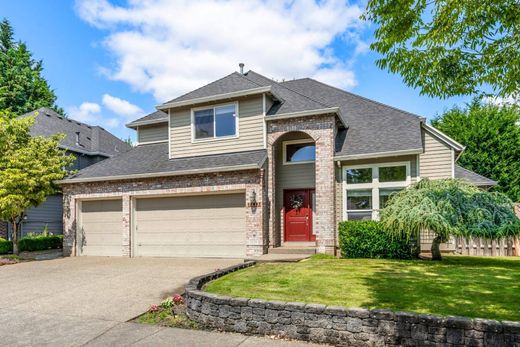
(266, 142, 277, 247)
(122, 195, 131, 257)
(62, 192, 75, 256)
(314, 135, 335, 254)
(245, 177, 266, 256)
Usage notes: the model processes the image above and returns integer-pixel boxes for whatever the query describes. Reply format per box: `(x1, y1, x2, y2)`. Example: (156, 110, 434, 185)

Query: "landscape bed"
(205, 255, 520, 322)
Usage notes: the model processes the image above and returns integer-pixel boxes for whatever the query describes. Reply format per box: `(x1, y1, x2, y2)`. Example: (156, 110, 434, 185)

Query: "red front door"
(284, 189, 315, 242)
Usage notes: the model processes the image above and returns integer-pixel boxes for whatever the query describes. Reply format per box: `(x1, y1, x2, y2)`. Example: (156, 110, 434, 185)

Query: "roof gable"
(25, 108, 131, 157)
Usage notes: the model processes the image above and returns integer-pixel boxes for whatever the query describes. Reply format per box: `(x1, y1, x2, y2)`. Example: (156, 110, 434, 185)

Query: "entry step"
(268, 247, 316, 255)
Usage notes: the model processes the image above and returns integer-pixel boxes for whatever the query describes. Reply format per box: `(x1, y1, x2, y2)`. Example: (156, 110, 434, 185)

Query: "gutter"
(334, 148, 424, 161)
(157, 86, 273, 110)
(56, 163, 262, 184)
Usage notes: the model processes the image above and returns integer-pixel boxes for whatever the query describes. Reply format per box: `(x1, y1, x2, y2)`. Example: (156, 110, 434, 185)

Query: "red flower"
(173, 294, 184, 304)
(148, 304, 159, 313)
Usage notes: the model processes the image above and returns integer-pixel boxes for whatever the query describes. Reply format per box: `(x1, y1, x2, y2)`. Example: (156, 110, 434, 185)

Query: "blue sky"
(1, 0, 471, 141)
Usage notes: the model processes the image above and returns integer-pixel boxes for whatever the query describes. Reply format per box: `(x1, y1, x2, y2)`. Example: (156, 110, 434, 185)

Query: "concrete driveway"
(0, 256, 243, 345)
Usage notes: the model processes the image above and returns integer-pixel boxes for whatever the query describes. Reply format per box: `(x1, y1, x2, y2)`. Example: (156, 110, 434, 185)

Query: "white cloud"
(75, 0, 367, 102)
(482, 95, 519, 107)
(102, 93, 143, 119)
(67, 101, 120, 128)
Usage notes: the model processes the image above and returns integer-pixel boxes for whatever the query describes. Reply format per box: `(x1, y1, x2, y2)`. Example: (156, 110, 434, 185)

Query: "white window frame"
(191, 102, 239, 143)
(282, 139, 316, 165)
(342, 161, 411, 221)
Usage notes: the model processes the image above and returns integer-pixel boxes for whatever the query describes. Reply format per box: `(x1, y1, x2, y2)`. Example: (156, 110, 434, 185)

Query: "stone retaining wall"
(185, 262, 520, 347)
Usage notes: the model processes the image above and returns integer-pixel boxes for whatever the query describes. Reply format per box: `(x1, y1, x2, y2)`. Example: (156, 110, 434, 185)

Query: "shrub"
(339, 220, 419, 259)
(18, 235, 63, 252)
(0, 238, 13, 254)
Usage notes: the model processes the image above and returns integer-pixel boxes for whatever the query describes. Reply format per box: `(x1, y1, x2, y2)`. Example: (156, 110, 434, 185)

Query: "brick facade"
(267, 114, 337, 254)
(62, 169, 267, 257)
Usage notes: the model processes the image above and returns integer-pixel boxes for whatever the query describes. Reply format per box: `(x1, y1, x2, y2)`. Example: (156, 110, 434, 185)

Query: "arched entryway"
(272, 131, 316, 246)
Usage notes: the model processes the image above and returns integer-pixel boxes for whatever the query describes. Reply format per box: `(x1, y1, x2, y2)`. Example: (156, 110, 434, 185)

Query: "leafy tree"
(432, 100, 520, 201)
(0, 110, 73, 254)
(380, 179, 520, 260)
(0, 18, 63, 115)
(363, 0, 519, 98)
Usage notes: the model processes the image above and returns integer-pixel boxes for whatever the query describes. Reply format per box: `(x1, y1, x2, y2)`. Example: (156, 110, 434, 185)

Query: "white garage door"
(134, 193, 246, 258)
(78, 199, 123, 256)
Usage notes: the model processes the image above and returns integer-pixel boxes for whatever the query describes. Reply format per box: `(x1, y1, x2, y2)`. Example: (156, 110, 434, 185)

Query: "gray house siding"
(7, 195, 63, 237)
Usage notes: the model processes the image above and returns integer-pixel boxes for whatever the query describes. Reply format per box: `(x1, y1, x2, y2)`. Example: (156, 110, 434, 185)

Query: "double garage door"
(78, 193, 246, 258)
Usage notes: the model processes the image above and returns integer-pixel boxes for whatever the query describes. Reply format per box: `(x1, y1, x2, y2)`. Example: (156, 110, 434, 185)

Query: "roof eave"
(126, 118, 169, 129)
(56, 162, 262, 185)
(59, 145, 112, 158)
(334, 148, 424, 161)
(156, 86, 274, 110)
(423, 123, 465, 152)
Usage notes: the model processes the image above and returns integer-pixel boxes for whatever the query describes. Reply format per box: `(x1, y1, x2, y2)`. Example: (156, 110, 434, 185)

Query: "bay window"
(343, 162, 411, 220)
(193, 103, 238, 140)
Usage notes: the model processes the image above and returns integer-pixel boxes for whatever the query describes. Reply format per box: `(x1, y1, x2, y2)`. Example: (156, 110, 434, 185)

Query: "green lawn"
(205, 255, 520, 321)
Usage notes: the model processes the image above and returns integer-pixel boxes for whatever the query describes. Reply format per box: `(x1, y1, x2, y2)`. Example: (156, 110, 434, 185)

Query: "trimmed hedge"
(0, 238, 13, 254)
(0, 235, 63, 254)
(339, 220, 419, 259)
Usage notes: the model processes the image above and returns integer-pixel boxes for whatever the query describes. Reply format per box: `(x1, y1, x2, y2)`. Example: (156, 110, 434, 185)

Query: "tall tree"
(432, 100, 520, 201)
(0, 18, 63, 115)
(363, 0, 519, 98)
(381, 179, 520, 260)
(0, 111, 73, 254)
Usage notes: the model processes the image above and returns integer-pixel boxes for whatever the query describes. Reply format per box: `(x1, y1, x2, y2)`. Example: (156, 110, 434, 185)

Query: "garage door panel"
(137, 194, 243, 211)
(136, 218, 245, 233)
(135, 194, 246, 258)
(136, 231, 245, 245)
(80, 245, 122, 257)
(137, 245, 245, 258)
(79, 199, 123, 256)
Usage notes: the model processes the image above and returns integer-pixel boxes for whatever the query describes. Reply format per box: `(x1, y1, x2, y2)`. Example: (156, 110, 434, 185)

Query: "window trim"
(342, 161, 411, 221)
(282, 139, 316, 165)
(190, 102, 239, 143)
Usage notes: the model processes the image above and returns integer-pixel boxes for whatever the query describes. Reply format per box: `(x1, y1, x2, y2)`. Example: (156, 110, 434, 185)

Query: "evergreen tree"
(0, 18, 63, 115)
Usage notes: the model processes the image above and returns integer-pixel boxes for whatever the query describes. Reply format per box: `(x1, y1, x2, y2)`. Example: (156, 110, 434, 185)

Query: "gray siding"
(170, 96, 264, 158)
(20, 195, 63, 236)
(138, 123, 169, 144)
(420, 130, 454, 179)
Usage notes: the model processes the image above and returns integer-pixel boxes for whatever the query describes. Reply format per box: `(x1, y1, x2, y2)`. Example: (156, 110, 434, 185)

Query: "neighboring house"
(5, 108, 131, 238)
(58, 68, 496, 258)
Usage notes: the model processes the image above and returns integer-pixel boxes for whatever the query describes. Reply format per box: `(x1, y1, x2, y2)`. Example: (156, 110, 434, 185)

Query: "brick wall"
(267, 114, 336, 253)
(62, 169, 266, 257)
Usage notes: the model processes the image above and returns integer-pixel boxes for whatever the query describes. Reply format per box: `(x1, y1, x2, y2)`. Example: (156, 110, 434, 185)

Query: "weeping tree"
(380, 179, 520, 260)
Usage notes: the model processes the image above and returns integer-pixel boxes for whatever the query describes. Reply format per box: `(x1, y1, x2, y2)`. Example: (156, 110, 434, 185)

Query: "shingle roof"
(126, 110, 168, 128)
(164, 72, 262, 104)
(61, 143, 266, 183)
(455, 165, 497, 187)
(279, 78, 424, 157)
(25, 108, 131, 157)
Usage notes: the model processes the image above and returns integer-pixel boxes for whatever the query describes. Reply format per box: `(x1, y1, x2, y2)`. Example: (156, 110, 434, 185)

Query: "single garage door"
(134, 193, 246, 258)
(78, 199, 123, 256)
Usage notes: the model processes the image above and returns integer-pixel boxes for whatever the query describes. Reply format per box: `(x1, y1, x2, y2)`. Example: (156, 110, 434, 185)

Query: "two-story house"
(0, 108, 131, 239)
(58, 68, 496, 258)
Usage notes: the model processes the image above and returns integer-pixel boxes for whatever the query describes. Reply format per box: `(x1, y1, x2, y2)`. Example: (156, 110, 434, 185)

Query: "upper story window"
(193, 103, 237, 140)
(343, 162, 411, 221)
(283, 140, 316, 164)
